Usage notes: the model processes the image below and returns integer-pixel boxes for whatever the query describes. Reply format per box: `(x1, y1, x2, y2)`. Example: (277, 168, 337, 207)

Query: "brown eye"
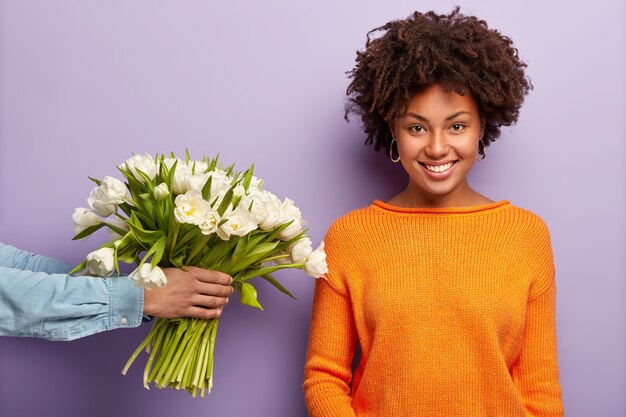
(409, 125, 424, 134)
(451, 123, 465, 131)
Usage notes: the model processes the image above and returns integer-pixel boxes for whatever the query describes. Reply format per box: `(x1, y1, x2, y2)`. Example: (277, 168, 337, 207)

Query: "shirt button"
(120, 317, 128, 324)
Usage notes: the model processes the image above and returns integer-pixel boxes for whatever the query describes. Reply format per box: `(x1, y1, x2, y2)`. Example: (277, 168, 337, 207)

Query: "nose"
(424, 132, 449, 158)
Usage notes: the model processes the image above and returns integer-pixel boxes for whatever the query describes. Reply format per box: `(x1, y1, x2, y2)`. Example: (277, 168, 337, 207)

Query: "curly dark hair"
(345, 7, 532, 156)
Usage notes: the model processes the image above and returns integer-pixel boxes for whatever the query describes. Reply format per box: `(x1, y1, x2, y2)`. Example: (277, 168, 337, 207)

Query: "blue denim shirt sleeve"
(0, 242, 144, 341)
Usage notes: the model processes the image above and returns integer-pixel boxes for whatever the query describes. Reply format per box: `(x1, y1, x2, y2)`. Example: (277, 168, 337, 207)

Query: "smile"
(421, 161, 456, 173)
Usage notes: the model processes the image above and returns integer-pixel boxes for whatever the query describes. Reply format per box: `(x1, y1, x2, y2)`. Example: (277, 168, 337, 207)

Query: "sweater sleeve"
(304, 279, 357, 417)
(303, 224, 358, 417)
(510, 223, 564, 416)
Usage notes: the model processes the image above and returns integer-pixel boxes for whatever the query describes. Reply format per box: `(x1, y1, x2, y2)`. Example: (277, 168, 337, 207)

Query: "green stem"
(143, 320, 167, 389)
(154, 320, 188, 386)
(174, 319, 205, 384)
(121, 319, 163, 375)
(197, 322, 213, 397)
(157, 319, 192, 387)
(186, 235, 211, 265)
(206, 318, 219, 393)
(262, 254, 291, 263)
(167, 221, 181, 260)
(182, 320, 208, 388)
(192, 322, 210, 388)
(147, 320, 175, 382)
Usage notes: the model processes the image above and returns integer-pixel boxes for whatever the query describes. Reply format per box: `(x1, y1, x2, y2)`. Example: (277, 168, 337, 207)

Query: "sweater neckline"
(372, 199, 511, 216)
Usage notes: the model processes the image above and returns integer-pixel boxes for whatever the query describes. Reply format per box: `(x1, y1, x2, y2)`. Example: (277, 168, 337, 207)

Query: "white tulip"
(216, 207, 258, 240)
(85, 247, 115, 277)
(171, 164, 190, 195)
(129, 264, 167, 290)
(240, 190, 268, 224)
(153, 183, 170, 200)
(280, 198, 302, 222)
(186, 173, 210, 192)
(121, 153, 158, 183)
(198, 210, 221, 235)
(189, 160, 209, 174)
(249, 175, 263, 190)
(304, 241, 328, 279)
(160, 157, 180, 170)
(290, 237, 313, 264)
(174, 190, 210, 225)
(209, 170, 233, 199)
(87, 176, 127, 217)
(232, 184, 246, 197)
(72, 207, 102, 234)
(244, 190, 282, 231)
(278, 218, 303, 241)
(276, 198, 304, 239)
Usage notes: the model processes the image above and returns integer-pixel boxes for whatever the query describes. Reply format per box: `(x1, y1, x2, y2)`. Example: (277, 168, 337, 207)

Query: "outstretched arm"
(0, 243, 233, 341)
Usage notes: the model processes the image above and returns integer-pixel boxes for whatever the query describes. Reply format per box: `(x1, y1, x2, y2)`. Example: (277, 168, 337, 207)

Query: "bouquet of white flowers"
(71, 152, 327, 397)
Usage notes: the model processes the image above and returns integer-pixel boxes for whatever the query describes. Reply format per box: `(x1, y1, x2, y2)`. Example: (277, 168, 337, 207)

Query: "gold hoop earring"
(389, 138, 401, 163)
(476, 139, 486, 161)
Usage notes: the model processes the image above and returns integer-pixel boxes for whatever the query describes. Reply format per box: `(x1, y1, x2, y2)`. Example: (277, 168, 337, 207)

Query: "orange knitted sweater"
(304, 200, 563, 417)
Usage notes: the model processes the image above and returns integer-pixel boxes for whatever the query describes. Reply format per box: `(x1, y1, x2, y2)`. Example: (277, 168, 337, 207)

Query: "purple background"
(0, 1, 624, 416)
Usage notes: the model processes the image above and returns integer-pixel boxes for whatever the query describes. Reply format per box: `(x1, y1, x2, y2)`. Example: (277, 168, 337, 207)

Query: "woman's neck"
(388, 181, 493, 209)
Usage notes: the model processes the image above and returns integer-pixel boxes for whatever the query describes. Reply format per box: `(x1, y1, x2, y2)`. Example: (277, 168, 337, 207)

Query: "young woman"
(304, 8, 563, 417)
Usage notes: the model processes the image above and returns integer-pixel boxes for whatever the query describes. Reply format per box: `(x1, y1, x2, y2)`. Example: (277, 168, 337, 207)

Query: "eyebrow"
(403, 111, 471, 122)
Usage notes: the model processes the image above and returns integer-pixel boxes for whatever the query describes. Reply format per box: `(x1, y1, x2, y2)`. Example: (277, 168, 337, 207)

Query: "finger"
(194, 269, 233, 285)
(186, 306, 223, 320)
(191, 294, 229, 309)
(196, 282, 234, 297)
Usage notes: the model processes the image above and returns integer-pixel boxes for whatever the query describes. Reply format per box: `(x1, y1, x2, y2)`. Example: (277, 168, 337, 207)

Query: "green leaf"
(117, 202, 133, 217)
(239, 282, 263, 310)
(169, 250, 187, 268)
(128, 212, 165, 245)
(88, 176, 102, 186)
(133, 168, 154, 187)
(228, 242, 280, 275)
(198, 239, 232, 267)
(231, 195, 242, 210)
(69, 260, 87, 275)
(72, 223, 106, 240)
(239, 264, 298, 281)
(171, 226, 197, 254)
(117, 249, 139, 264)
(259, 274, 296, 299)
(216, 186, 236, 216)
(102, 221, 128, 237)
(147, 236, 167, 267)
(224, 162, 235, 177)
(246, 242, 279, 259)
(208, 154, 219, 171)
(242, 165, 254, 192)
(201, 175, 213, 200)
(164, 159, 178, 189)
(231, 236, 247, 259)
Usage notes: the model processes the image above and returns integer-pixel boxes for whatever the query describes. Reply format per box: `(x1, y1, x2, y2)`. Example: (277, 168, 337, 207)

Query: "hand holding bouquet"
(71, 152, 327, 396)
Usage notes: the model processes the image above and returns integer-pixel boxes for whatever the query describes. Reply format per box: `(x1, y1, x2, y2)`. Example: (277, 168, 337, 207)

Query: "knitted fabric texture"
(304, 200, 563, 417)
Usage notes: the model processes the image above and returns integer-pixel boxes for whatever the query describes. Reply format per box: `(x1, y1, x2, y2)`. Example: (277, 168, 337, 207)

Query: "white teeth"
(424, 162, 454, 173)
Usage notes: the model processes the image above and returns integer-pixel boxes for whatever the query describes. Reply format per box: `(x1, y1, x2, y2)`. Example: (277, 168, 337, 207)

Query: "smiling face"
(391, 84, 485, 207)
